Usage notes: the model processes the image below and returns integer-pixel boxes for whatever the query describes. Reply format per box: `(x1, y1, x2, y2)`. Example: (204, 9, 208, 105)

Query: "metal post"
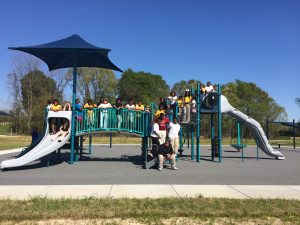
(196, 82, 201, 162)
(211, 114, 214, 161)
(293, 119, 296, 149)
(75, 137, 79, 162)
(70, 61, 77, 164)
(218, 84, 222, 162)
(80, 136, 83, 160)
(242, 146, 244, 162)
(237, 121, 241, 145)
(187, 131, 190, 149)
(89, 133, 92, 155)
(266, 118, 269, 140)
(109, 133, 112, 148)
(190, 85, 194, 159)
(256, 139, 259, 160)
(191, 125, 194, 160)
(179, 127, 183, 156)
(143, 112, 149, 168)
(175, 101, 178, 120)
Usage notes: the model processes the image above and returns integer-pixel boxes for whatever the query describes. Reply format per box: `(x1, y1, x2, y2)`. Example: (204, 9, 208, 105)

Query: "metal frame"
(266, 118, 299, 149)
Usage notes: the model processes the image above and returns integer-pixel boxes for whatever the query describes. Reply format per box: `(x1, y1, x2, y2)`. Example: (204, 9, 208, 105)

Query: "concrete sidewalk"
(0, 185, 300, 200)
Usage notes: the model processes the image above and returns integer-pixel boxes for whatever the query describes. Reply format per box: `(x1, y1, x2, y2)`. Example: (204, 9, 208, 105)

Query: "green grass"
(0, 124, 10, 135)
(0, 134, 298, 151)
(0, 197, 299, 224)
(0, 136, 31, 151)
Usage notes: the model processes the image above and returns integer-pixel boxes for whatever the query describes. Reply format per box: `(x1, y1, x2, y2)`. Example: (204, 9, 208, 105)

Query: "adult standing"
(183, 89, 191, 123)
(98, 98, 112, 129)
(157, 113, 170, 144)
(150, 117, 162, 154)
(168, 91, 178, 112)
(75, 99, 83, 123)
(84, 99, 97, 127)
(125, 100, 135, 131)
(205, 81, 214, 94)
(135, 100, 145, 131)
(168, 117, 181, 155)
(114, 98, 124, 131)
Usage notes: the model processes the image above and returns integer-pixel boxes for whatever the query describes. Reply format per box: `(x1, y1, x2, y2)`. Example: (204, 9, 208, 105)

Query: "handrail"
(75, 108, 149, 136)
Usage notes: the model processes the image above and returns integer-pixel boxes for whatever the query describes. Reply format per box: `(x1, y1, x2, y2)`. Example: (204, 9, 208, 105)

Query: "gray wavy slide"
(0, 111, 72, 169)
(221, 95, 285, 160)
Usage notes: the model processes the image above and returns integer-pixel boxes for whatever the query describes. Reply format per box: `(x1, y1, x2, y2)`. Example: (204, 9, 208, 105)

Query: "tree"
(7, 54, 43, 133)
(49, 69, 70, 100)
(172, 79, 200, 96)
(67, 68, 118, 103)
(118, 69, 170, 104)
(20, 70, 61, 133)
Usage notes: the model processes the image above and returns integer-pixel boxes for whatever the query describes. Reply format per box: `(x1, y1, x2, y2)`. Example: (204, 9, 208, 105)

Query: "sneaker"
(158, 167, 163, 171)
(171, 167, 178, 170)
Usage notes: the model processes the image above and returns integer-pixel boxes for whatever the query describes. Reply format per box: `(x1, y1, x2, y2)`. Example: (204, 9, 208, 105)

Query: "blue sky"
(0, 0, 299, 121)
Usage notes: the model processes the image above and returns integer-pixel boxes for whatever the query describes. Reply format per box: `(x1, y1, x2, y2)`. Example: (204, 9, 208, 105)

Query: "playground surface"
(0, 145, 300, 199)
(0, 145, 299, 186)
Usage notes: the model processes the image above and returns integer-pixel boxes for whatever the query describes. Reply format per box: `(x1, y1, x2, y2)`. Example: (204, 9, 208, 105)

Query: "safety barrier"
(75, 108, 148, 136)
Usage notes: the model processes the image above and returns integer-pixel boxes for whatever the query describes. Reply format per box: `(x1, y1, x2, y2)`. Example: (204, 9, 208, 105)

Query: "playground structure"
(0, 82, 285, 170)
(0, 35, 285, 170)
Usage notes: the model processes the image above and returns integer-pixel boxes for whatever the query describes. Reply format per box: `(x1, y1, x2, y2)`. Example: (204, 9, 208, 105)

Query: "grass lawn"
(0, 197, 299, 224)
(0, 124, 10, 135)
(0, 134, 298, 151)
(0, 136, 31, 151)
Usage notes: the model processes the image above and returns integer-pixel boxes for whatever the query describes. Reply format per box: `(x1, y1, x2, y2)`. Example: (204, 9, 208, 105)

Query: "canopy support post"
(196, 82, 201, 162)
(70, 59, 77, 164)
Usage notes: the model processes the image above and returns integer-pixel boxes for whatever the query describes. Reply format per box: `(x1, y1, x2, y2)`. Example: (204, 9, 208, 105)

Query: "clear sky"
(0, 0, 299, 121)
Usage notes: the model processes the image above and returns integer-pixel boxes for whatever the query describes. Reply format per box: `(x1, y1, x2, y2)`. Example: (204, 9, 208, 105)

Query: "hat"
(186, 89, 190, 92)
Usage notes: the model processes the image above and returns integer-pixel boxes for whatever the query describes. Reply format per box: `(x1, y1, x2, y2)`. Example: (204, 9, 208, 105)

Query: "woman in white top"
(98, 98, 112, 129)
(205, 81, 214, 94)
(168, 91, 178, 112)
(168, 91, 177, 105)
(150, 118, 162, 155)
(168, 117, 181, 154)
(125, 100, 135, 131)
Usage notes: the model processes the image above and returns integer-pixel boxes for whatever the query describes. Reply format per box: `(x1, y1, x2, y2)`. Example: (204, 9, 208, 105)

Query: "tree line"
(5, 55, 295, 139)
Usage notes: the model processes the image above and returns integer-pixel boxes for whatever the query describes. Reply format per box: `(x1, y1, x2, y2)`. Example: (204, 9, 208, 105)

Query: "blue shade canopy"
(9, 34, 123, 72)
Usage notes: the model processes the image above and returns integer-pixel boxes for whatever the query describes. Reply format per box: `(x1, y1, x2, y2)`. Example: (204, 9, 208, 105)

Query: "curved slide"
(0, 111, 72, 169)
(221, 95, 285, 159)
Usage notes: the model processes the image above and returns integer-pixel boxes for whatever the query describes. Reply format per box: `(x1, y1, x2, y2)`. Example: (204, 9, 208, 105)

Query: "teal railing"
(75, 108, 149, 136)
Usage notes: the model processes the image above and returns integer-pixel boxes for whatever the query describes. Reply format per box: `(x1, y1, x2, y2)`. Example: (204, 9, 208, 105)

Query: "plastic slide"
(220, 95, 285, 159)
(0, 111, 72, 169)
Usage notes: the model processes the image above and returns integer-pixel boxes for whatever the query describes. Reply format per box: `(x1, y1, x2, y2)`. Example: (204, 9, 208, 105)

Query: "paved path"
(0, 185, 300, 199)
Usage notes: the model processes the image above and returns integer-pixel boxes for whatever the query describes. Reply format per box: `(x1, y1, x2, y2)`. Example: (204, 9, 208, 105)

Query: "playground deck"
(0, 145, 299, 185)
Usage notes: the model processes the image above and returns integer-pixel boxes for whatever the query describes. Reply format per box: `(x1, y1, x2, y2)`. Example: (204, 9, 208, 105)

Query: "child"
(51, 119, 70, 142)
(84, 100, 97, 127)
(63, 102, 71, 111)
(50, 99, 62, 134)
(177, 96, 184, 122)
(155, 105, 166, 118)
(183, 89, 191, 123)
